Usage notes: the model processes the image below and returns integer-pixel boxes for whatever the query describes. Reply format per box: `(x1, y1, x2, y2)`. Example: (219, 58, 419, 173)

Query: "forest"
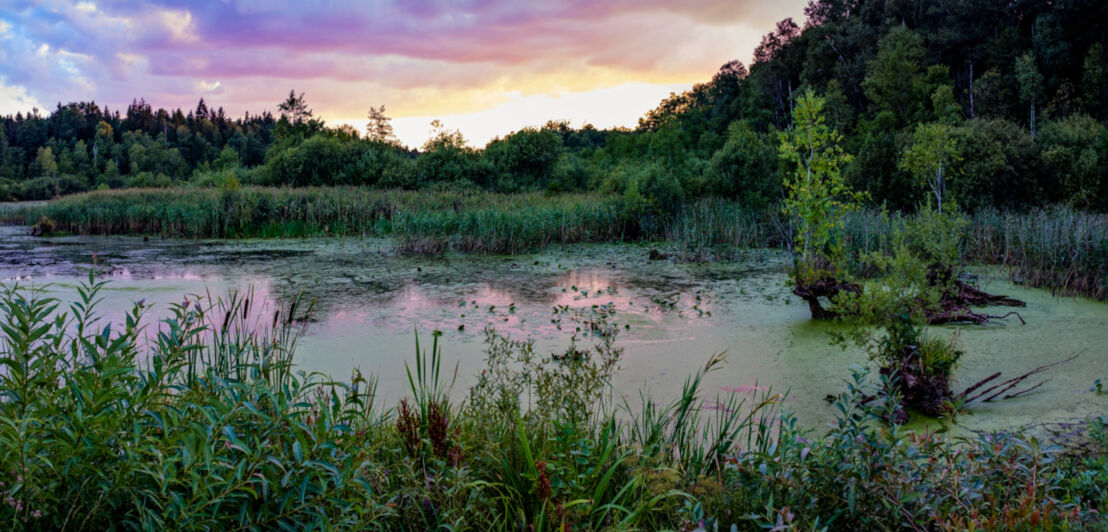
(1, 0, 1106, 214)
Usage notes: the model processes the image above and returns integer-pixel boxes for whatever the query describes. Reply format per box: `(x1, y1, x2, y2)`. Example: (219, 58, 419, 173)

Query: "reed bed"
(5, 188, 630, 254)
(964, 207, 1108, 299)
(661, 198, 789, 253)
(5, 188, 1105, 298)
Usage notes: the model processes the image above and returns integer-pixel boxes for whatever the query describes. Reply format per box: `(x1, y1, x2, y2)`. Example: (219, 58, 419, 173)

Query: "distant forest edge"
(2, 0, 1107, 213)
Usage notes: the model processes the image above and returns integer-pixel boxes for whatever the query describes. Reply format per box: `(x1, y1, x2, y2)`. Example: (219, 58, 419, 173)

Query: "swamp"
(2, 225, 1104, 434)
(2, 0, 1108, 529)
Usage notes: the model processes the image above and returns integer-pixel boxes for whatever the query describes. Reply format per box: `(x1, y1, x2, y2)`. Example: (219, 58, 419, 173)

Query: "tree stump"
(793, 275, 861, 319)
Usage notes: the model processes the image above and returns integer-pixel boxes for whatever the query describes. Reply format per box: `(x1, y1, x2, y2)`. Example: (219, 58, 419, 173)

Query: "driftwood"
(926, 309, 1026, 326)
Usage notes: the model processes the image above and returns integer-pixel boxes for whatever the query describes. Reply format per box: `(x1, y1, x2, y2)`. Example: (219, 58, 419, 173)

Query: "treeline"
(2, 0, 1107, 212)
(627, 0, 1108, 213)
(0, 98, 277, 199)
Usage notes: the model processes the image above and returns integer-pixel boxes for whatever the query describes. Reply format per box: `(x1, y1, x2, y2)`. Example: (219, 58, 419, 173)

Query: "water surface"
(2, 225, 1104, 433)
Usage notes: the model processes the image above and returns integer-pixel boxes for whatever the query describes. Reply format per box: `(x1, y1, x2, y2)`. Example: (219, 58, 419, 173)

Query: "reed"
(5, 188, 1106, 298)
(837, 207, 1108, 299)
(964, 207, 1108, 299)
(0, 278, 1103, 529)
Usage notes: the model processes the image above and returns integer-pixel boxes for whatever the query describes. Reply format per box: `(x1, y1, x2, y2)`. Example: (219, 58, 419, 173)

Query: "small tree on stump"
(833, 240, 962, 421)
(897, 126, 1025, 325)
(780, 90, 864, 318)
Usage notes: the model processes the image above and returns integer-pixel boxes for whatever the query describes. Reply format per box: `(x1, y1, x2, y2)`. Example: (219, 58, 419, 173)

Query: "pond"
(1, 224, 1105, 433)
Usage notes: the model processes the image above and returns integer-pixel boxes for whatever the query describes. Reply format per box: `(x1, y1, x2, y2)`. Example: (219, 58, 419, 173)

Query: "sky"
(0, 0, 808, 148)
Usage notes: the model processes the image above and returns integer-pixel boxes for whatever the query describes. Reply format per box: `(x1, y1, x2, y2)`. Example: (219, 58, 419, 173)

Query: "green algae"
(1, 225, 1104, 432)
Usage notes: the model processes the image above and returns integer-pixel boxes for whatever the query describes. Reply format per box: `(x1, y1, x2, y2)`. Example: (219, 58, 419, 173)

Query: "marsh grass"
(6, 188, 1105, 297)
(965, 207, 1108, 299)
(0, 278, 1105, 529)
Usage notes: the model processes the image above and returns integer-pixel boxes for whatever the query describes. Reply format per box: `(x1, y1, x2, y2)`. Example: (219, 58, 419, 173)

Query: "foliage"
(483, 127, 564, 192)
(948, 118, 1041, 211)
(703, 120, 779, 206)
(364, 105, 397, 145)
(0, 279, 1103, 530)
(899, 122, 960, 214)
(622, 162, 685, 226)
(1038, 114, 1107, 211)
(862, 26, 930, 126)
(779, 89, 861, 281)
(262, 132, 408, 187)
(274, 90, 325, 140)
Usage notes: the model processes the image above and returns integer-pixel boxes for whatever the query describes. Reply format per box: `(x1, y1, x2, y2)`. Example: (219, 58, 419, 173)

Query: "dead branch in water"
(959, 352, 1082, 405)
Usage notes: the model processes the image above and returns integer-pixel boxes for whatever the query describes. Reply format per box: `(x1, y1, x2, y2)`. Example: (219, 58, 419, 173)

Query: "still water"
(1, 225, 1105, 432)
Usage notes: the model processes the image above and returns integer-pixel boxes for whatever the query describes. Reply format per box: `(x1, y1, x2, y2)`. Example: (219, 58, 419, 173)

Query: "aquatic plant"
(0, 278, 1104, 529)
(5, 187, 1105, 298)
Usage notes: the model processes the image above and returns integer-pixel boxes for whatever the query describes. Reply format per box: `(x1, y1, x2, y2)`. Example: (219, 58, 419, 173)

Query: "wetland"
(4, 224, 1103, 434)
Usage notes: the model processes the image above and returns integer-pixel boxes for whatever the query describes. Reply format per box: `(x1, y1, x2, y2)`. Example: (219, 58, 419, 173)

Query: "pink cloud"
(0, 0, 808, 131)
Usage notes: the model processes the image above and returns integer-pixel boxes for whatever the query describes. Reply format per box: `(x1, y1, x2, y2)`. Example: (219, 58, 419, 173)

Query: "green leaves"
(900, 121, 960, 214)
(780, 89, 862, 280)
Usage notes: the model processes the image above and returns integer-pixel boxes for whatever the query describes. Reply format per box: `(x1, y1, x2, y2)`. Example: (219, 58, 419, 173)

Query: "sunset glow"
(0, 0, 807, 147)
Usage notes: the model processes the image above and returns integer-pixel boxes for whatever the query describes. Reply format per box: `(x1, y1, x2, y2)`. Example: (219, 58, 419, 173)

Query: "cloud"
(0, 0, 807, 139)
(0, 77, 44, 115)
(342, 82, 691, 148)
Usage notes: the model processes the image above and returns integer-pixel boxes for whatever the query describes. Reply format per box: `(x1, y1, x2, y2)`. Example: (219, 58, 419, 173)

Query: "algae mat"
(1, 225, 1104, 432)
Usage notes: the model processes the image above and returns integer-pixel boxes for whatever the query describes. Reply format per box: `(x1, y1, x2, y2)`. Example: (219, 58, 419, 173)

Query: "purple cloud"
(0, 0, 806, 122)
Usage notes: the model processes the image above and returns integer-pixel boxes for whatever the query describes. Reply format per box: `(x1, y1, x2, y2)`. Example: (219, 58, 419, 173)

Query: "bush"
(1039, 114, 1107, 210)
(263, 133, 408, 187)
(483, 127, 564, 191)
(704, 120, 778, 206)
(623, 163, 685, 224)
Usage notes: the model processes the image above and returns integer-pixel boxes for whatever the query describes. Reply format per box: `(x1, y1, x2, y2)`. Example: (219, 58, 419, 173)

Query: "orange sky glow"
(0, 1, 808, 147)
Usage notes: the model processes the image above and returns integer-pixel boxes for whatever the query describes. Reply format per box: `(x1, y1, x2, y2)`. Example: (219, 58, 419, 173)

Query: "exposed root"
(920, 265, 1027, 325)
(954, 281, 1026, 308)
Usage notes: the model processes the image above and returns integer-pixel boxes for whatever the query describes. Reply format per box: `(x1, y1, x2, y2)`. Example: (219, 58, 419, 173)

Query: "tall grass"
(5, 188, 1106, 297)
(965, 207, 1108, 299)
(837, 207, 1108, 300)
(0, 278, 1103, 527)
(3, 187, 630, 253)
(0, 278, 1105, 529)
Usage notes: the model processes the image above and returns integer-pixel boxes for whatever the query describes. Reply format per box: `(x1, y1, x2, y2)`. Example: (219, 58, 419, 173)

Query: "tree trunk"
(969, 63, 975, 119)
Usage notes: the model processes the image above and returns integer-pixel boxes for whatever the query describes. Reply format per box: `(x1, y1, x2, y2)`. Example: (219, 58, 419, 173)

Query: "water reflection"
(1, 225, 1105, 434)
